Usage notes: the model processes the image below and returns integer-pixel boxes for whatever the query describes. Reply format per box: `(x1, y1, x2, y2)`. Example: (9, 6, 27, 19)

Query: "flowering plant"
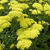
(0, 0, 50, 50)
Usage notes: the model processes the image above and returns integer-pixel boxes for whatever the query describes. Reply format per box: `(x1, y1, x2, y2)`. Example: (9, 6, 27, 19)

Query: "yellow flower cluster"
(8, 1, 43, 50)
(8, 0, 29, 18)
(32, 3, 43, 11)
(29, 9, 41, 15)
(0, 20, 11, 32)
(16, 22, 43, 50)
(17, 39, 32, 50)
(0, 0, 29, 32)
(10, 44, 15, 48)
(0, 0, 8, 4)
(17, 23, 43, 40)
(8, 0, 33, 28)
(0, 11, 19, 32)
(38, 20, 50, 25)
(29, 3, 43, 15)
(0, 0, 12, 32)
(30, 2, 50, 16)
(44, 3, 50, 16)
(8, 1, 29, 11)
(0, 4, 4, 10)
(17, 17, 37, 28)
(0, 0, 44, 50)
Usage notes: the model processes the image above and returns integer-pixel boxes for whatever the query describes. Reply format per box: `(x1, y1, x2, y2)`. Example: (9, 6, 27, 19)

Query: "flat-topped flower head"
(32, 3, 43, 11)
(16, 39, 32, 50)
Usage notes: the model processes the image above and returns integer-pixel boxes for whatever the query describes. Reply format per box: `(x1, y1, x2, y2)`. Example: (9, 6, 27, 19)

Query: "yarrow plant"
(0, 0, 50, 50)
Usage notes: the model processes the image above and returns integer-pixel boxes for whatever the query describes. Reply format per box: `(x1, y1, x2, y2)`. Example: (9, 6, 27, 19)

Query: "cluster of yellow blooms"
(0, 1, 10, 32)
(17, 39, 32, 50)
(16, 21, 43, 50)
(0, 0, 8, 4)
(8, 0, 29, 18)
(0, 0, 44, 50)
(17, 17, 36, 28)
(0, 19, 11, 32)
(0, 10, 21, 32)
(8, 0, 32, 28)
(10, 43, 15, 49)
(8, 1, 29, 11)
(29, 2, 50, 16)
(17, 24, 43, 39)
(0, 0, 6, 10)
(8, 1, 43, 50)
(38, 20, 50, 25)
(0, 0, 29, 32)
(0, 4, 4, 10)
(44, 3, 50, 16)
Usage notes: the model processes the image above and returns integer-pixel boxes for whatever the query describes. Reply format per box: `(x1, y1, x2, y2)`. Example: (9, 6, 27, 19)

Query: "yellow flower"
(0, 0, 8, 3)
(38, 20, 50, 25)
(0, 28, 3, 32)
(37, 10, 41, 14)
(30, 9, 41, 15)
(2, 21, 11, 28)
(32, 3, 43, 11)
(17, 30, 40, 40)
(39, 0, 43, 3)
(0, 14, 13, 22)
(29, 9, 33, 11)
(17, 23, 43, 40)
(20, 3, 29, 9)
(32, 24, 43, 31)
(8, 1, 29, 10)
(42, 20, 45, 24)
(19, 18, 34, 28)
(32, 10, 37, 15)
(31, 2, 50, 16)
(10, 44, 15, 48)
(0, 20, 11, 32)
(38, 21, 41, 24)
(44, 3, 50, 16)
(44, 3, 50, 11)
(16, 39, 32, 50)
(0, 4, 4, 10)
